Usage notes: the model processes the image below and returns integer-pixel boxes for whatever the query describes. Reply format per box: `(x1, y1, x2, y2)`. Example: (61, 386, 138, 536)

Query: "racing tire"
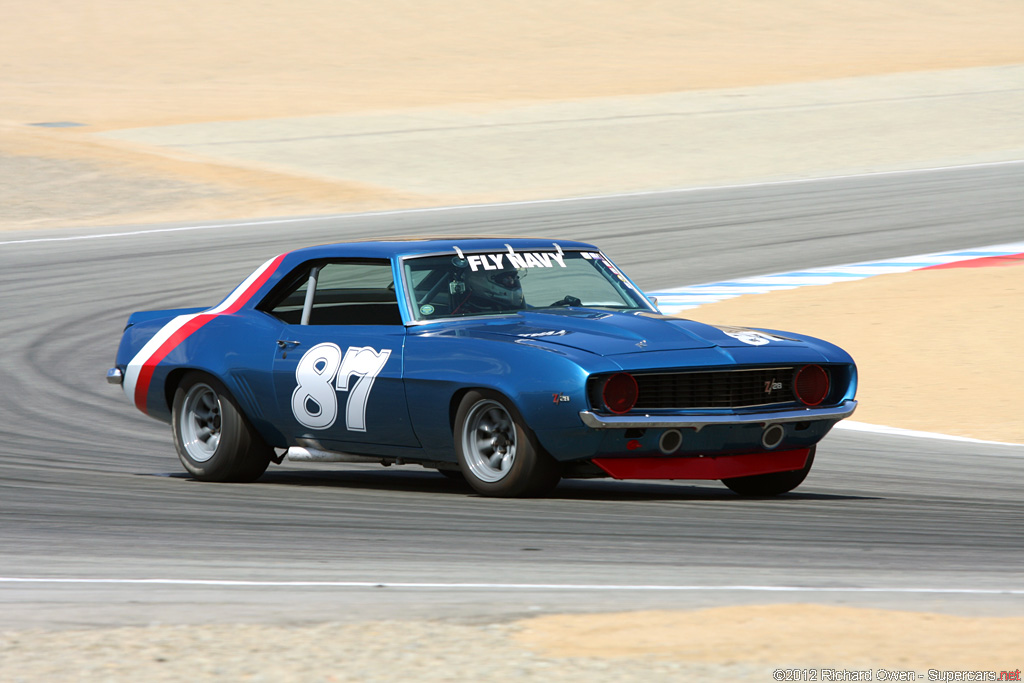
(172, 372, 272, 482)
(435, 468, 467, 482)
(721, 446, 815, 496)
(454, 390, 561, 497)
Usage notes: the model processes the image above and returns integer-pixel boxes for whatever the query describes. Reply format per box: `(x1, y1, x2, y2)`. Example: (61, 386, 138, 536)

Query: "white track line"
(1, 577, 1022, 594)
(2, 158, 1022, 247)
(835, 421, 1024, 450)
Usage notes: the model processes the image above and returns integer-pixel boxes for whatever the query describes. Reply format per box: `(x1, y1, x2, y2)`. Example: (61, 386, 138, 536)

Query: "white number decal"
(336, 346, 392, 432)
(291, 343, 392, 431)
(292, 343, 343, 429)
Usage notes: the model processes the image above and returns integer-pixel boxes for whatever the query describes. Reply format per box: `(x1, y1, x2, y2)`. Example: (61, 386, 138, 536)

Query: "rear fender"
(117, 312, 288, 447)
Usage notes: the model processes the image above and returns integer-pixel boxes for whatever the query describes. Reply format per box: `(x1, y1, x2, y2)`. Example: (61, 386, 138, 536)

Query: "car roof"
(286, 236, 599, 260)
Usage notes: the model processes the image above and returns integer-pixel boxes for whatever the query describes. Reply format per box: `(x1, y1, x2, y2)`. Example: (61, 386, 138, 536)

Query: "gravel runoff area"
(4, 607, 1024, 681)
(0, 620, 767, 682)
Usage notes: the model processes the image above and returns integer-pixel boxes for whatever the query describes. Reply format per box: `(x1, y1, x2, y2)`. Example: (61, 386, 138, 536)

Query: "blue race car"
(108, 238, 857, 497)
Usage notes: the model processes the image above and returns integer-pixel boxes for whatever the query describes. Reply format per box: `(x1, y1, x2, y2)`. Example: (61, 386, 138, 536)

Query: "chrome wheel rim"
(179, 383, 221, 463)
(462, 400, 516, 483)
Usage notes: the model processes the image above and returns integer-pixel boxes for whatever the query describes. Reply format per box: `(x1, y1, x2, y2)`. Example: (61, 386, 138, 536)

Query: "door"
(263, 259, 419, 449)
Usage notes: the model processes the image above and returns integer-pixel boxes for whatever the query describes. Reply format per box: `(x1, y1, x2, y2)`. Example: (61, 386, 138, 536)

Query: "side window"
(263, 260, 402, 326)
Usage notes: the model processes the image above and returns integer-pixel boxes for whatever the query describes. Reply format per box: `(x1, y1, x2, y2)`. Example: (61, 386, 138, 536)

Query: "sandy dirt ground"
(2, 1, 1023, 679)
(6, 0, 1023, 129)
(2, 0, 1024, 229)
(516, 605, 1024, 670)
(690, 263, 1024, 444)
(3, 607, 1023, 682)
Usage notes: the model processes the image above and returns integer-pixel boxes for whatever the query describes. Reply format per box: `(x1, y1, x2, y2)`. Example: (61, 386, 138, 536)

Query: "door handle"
(277, 340, 301, 349)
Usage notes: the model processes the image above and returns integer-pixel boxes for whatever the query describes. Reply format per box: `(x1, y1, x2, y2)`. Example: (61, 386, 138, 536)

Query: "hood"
(434, 309, 809, 356)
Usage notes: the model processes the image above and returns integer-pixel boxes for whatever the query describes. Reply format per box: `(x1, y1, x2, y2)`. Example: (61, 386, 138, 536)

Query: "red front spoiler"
(592, 448, 810, 480)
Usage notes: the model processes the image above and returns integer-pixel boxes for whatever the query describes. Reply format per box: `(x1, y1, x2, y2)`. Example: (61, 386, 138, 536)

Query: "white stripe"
(121, 255, 282, 404)
(122, 313, 203, 402)
(681, 284, 786, 292)
(649, 238, 1024, 315)
(652, 239, 1024, 297)
(208, 255, 282, 313)
(799, 265, 925, 276)
(739, 276, 864, 285)
(2, 159, 1022, 247)
(835, 421, 1024, 450)
(666, 289, 775, 298)
(738, 276, 861, 286)
(654, 297, 733, 305)
(0, 577, 1021, 594)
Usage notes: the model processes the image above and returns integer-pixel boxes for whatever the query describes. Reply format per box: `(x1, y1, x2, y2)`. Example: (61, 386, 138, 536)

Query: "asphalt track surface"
(2, 163, 1023, 630)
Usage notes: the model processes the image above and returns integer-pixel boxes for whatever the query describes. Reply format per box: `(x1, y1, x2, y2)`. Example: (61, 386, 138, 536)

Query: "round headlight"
(794, 364, 830, 406)
(602, 373, 638, 414)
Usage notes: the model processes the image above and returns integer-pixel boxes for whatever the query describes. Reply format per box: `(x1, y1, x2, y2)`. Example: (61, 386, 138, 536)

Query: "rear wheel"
(454, 390, 560, 497)
(721, 447, 815, 496)
(172, 372, 271, 482)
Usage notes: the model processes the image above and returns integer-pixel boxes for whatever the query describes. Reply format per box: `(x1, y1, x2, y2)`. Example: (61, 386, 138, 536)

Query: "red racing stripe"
(133, 313, 215, 412)
(921, 253, 1024, 270)
(133, 253, 287, 414)
(219, 259, 286, 314)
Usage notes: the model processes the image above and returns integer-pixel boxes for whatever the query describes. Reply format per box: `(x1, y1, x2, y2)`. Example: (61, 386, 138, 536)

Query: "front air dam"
(591, 448, 810, 480)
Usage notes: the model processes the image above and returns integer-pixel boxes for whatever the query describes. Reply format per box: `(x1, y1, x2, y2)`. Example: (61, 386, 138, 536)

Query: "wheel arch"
(163, 366, 235, 412)
(163, 367, 193, 411)
(404, 334, 614, 458)
(448, 387, 472, 435)
(452, 387, 561, 496)
(170, 369, 273, 482)
(447, 385, 530, 438)
(162, 367, 261, 435)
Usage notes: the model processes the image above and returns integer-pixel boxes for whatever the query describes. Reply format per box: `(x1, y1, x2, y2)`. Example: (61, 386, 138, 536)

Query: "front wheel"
(721, 447, 815, 496)
(454, 390, 560, 497)
(172, 372, 272, 482)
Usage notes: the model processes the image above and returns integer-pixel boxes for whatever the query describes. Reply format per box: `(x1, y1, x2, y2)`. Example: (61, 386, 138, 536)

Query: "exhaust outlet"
(761, 424, 785, 450)
(659, 429, 683, 454)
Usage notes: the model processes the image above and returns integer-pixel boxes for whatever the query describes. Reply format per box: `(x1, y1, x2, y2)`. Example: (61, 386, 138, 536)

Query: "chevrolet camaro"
(108, 237, 857, 497)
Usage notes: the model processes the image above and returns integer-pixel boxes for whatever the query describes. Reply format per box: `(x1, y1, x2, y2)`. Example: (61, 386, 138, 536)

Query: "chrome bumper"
(578, 400, 857, 430)
(106, 367, 124, 385)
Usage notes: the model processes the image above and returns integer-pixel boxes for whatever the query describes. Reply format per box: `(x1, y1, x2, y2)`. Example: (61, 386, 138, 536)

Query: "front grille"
(633, 367, 796, 410)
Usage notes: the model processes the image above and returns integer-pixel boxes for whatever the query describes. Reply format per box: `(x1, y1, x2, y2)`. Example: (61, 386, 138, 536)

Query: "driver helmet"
(464, 263, 526, 310)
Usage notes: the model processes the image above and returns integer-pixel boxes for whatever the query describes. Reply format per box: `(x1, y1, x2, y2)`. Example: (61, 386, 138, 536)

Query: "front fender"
(403, 335, 618, 459)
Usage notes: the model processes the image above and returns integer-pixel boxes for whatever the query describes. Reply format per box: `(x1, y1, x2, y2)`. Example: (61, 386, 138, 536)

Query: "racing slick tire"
(721, 446, 815, 496)
(172, 372, 272, 482)
(454, 390, 561, 497)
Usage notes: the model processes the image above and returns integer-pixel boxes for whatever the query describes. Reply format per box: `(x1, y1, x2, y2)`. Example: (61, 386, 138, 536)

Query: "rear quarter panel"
(119, 310, 289, 446)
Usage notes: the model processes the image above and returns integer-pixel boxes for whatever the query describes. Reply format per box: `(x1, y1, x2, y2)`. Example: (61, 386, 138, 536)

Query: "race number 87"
(291, 343, 392, 431)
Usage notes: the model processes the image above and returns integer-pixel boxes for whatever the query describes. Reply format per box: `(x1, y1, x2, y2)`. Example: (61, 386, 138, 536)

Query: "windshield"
(403, 248, 651, 321)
